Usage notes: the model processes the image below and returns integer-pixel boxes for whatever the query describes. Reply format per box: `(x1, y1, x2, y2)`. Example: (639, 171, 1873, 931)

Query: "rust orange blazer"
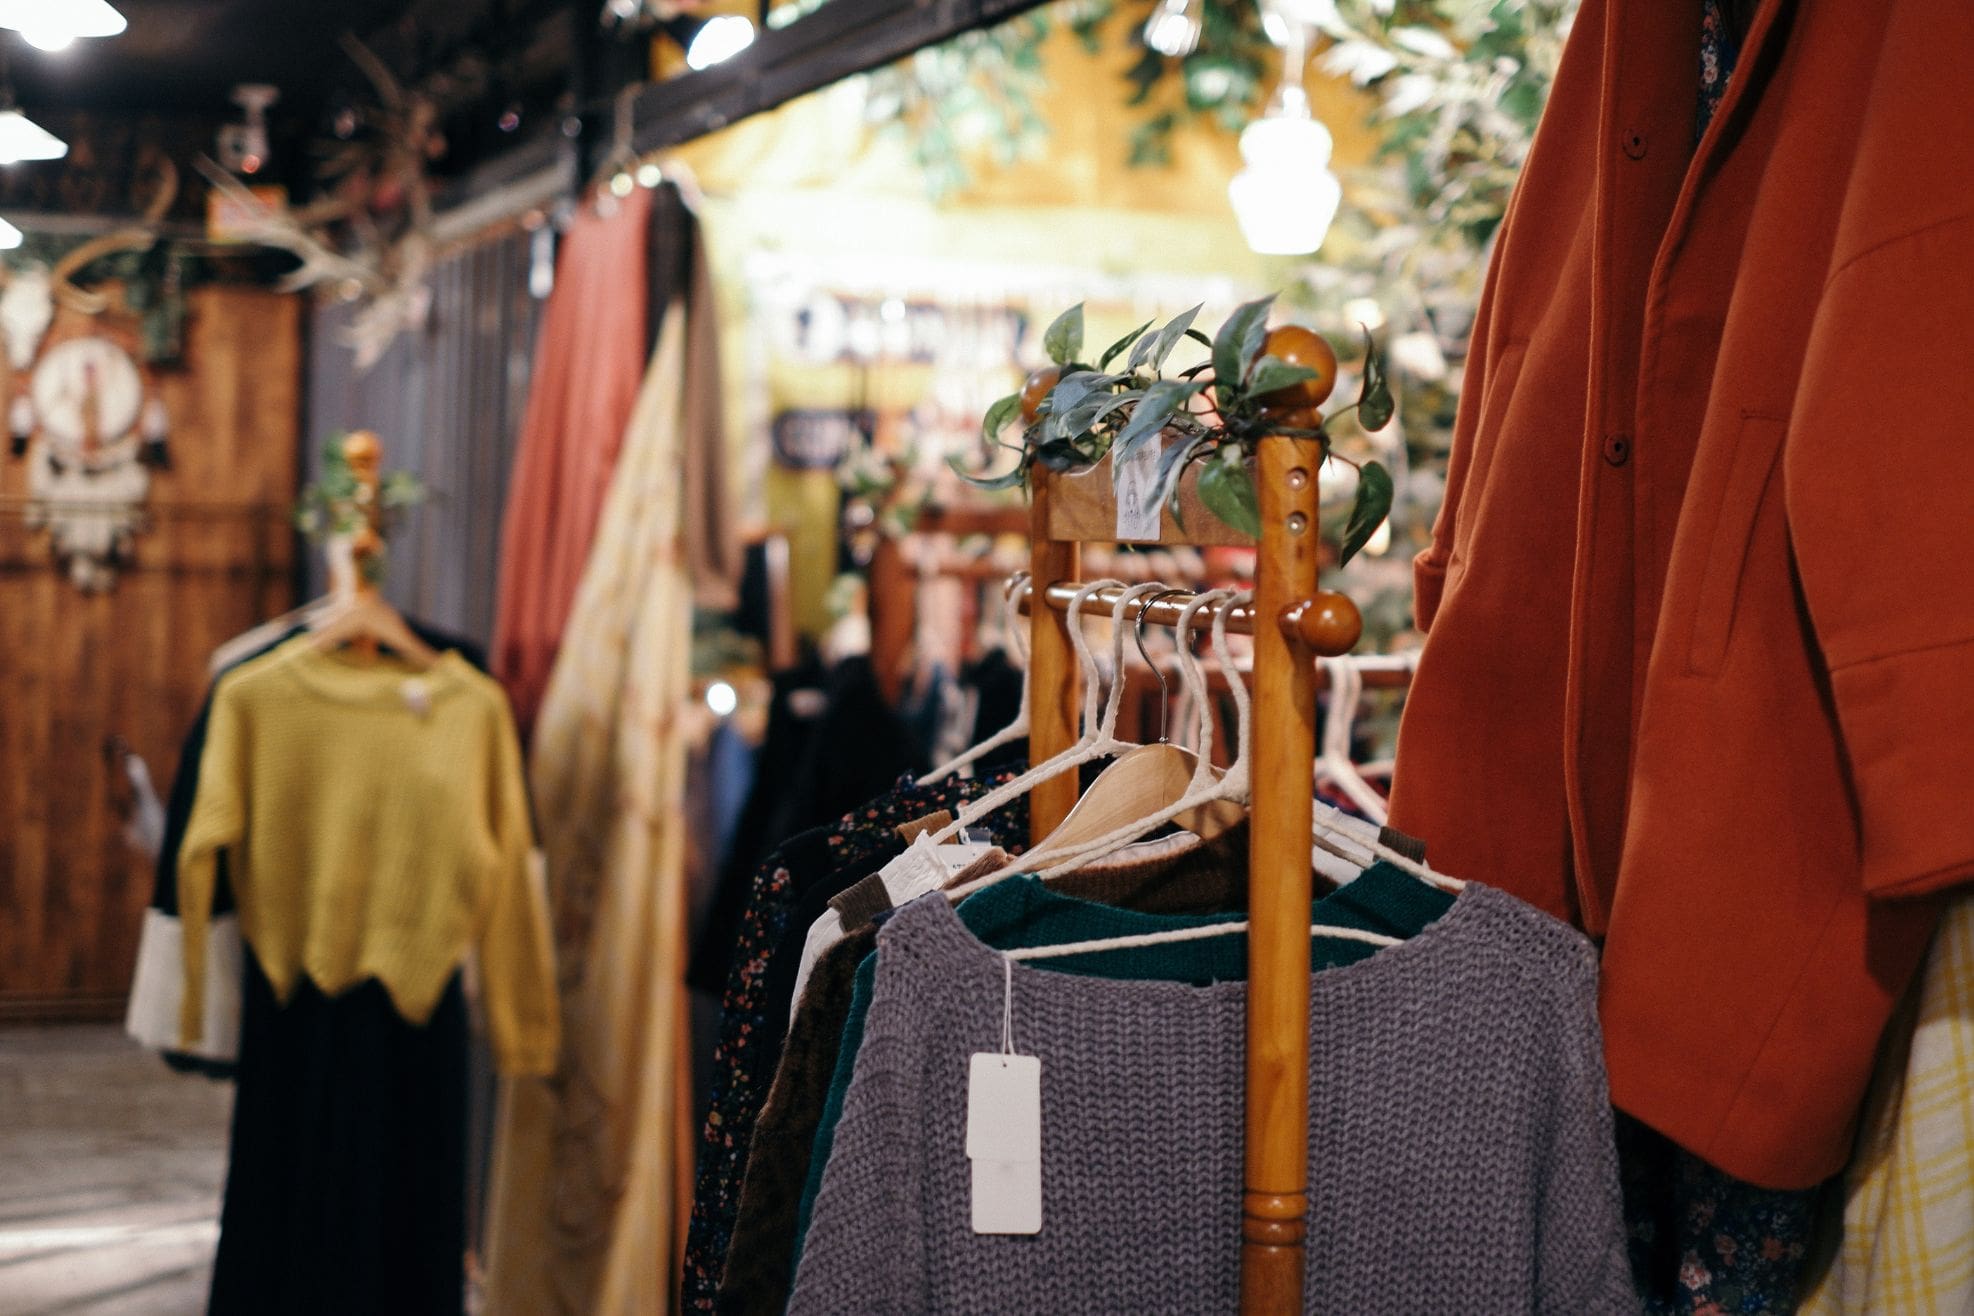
(1390, 0, 1974, 1189)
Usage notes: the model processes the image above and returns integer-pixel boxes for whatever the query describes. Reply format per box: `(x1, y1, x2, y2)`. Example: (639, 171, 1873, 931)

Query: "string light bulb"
(685, 15, 755, 70)
(1143, 0, 1203, 58)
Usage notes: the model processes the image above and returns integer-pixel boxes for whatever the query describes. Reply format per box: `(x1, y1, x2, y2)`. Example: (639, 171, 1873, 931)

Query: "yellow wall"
(668, 9, 1375, 634)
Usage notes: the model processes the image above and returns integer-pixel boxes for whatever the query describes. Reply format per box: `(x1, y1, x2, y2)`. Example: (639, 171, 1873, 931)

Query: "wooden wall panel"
(0, 286, 299, 1019)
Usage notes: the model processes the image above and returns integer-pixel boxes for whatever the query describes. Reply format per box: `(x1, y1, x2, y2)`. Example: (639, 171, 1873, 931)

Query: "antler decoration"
(193, 156, 385, 294)
(188, 34, 443, 369)
(49, 157, 180, 315)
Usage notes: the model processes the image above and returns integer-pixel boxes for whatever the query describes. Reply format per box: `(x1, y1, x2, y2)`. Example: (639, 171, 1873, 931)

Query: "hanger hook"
(1001, 572, 1033, 666)
(612, 83, 638, 161)
(1134, 586, 1187, 743)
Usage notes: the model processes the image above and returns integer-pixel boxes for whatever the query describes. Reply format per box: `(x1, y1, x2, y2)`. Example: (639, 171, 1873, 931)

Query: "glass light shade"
(0, 216, 21, 250)
(0, 109, 68, 163)
(685, 15, 755, 70)
(1143, 0, 1202, 58)
(0, 0, 125, 45)
(1228, 114, 1341, 255)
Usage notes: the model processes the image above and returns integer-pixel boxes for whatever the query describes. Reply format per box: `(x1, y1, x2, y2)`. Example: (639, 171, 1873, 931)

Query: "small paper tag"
(967, 1052, 1042, 1234)
(400, 678, 431, 717)
(1113, 437, 1163, 542)
(935, 843, 994, 875)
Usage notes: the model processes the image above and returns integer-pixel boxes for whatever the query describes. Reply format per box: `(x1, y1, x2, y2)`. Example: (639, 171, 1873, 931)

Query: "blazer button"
(1602, 433, 1632, 467)
(1621, 128, 1648, 160)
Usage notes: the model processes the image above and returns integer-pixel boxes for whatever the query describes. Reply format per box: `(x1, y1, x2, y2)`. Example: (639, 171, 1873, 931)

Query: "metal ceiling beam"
(626, 0, 1049, 154)
(437, 0, 1047, 225)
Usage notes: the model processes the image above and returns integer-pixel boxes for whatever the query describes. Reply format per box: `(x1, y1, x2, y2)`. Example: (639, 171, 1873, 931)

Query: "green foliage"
(1042, 303, 1086, 367)
(294, 434, 428, 557)
(1196, 447, 1260, 538)
(954, 298, 1396, 554)
(1338, 460, 1393, 566)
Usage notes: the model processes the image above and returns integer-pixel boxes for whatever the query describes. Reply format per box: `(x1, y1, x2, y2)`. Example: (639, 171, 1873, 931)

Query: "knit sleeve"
(476, 694, 560, 1076)
(1534, 948, 1642, 1316)
(175, 681, 249, 1050)
(786, 954, 928, 1315)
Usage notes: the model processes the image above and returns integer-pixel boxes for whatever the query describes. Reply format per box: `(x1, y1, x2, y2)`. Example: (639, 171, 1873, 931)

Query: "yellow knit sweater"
(176, 637, 559, 1075)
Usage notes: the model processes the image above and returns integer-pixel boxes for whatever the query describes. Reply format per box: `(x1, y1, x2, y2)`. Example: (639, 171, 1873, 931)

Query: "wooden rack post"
(1024, 437, 1343, 1313)
(341, 430, 384, 657)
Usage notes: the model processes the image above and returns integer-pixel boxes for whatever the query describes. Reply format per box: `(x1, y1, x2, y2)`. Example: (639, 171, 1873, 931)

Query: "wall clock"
(13, 329, 171, 591)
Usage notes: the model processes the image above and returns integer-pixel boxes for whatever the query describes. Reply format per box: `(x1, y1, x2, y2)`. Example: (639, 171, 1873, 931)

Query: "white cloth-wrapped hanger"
(917, 574, 1032, 784)
(1315, 657, 1389, 824)
(925, 580, 1164, 847)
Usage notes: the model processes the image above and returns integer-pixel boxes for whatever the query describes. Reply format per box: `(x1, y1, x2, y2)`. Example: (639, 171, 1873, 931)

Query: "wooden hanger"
(307, 431, 439, 671)
(1030, 586, 1239, 855)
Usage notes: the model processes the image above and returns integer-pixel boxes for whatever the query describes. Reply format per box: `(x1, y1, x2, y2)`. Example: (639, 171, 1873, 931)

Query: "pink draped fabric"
(491, 189, 652, 738)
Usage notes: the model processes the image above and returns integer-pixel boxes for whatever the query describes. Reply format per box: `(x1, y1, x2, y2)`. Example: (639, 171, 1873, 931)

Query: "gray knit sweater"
(787, 884, 1639, 1315)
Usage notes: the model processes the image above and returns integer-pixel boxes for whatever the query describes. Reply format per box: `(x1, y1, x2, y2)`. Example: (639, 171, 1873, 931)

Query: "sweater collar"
(271, 638, 472, 707)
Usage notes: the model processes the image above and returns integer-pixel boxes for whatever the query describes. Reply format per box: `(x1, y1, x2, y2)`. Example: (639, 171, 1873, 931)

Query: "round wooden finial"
(342, 430, 382, 485)
(1285, 588, 1363, 656)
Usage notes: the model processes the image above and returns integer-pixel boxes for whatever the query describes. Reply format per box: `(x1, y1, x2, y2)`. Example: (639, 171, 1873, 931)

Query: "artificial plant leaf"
(1100, 320, 1153, 371)
(1043, 303, 1085, 367)
(1140, 303, 1203, 372)
(1086, 388, 1145, 430)
(1046, 371, 1122, 438)
(1208, 293, 1271, 386)
(1059, 390, 1122, 438)
(948, 452, 1028, 491)
(1200, 293, 1279, 408)
(1153, 434, 1207, 513)
(1356, 325, 1394, 431)
(1033, 437, 1088, 472)
(1183, 328, 1214, 350)
(980, 392, 1023, 444)
(1112, 378, 1202, 462)
(1247, 356, 1320, 398)
(1338, 460, 1394, 566)
(1196, 451, 1261, 539)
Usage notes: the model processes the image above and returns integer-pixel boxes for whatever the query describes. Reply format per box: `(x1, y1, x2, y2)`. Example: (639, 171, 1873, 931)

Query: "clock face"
(30, 336, 144, 462)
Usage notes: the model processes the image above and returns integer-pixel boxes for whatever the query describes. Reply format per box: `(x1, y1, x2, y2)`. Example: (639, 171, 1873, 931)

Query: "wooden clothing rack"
(1024, 436, 1353, 1314)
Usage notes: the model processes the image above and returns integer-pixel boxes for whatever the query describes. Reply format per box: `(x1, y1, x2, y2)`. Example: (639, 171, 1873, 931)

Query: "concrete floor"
(0, 1025, 232, 1316)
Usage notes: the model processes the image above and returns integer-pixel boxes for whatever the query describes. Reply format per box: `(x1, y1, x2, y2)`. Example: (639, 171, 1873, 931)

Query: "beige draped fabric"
(483, 287, 701, 1314)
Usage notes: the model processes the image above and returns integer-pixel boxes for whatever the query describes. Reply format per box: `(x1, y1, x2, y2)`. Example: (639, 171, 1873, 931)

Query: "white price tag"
(1113, 437, 1162, 542)
(967, 1052, 1042, 1234)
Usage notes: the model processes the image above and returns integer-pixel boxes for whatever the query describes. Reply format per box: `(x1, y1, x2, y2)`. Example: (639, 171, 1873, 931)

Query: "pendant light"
(0, 97, 65, 163)
(0, 0, 127, 52)
(1228, 4, 1341, 256)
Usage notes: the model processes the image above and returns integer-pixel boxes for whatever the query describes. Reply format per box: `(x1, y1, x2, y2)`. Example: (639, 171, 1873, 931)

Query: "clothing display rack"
(1022, 435, 1355, 1314)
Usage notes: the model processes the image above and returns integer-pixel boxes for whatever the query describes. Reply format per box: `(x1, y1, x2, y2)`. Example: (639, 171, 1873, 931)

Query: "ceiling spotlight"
(685, 15, 754, 71)
(0, 106, 67, 163)
(0, 0, 126, 51)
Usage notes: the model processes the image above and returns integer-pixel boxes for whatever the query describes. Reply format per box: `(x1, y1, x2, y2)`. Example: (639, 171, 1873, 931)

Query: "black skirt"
(209, 958, 468, 1316)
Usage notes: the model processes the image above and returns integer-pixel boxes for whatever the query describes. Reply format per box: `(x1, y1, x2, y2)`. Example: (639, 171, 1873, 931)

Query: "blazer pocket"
(1686, 413, 1789, 676)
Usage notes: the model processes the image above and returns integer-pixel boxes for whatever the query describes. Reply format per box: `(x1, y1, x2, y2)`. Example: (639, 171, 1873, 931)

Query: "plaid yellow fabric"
(1800, 899, 1974, 1314)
